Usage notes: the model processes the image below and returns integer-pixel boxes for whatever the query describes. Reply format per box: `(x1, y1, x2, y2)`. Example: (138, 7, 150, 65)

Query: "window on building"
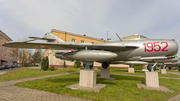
(72, 39, 76, 43)
(0, 38, 2, 42)
(0, 46, 1, 49)
(91, 42, 94, 44)
(6, 49, 8, 52)
(81, 40, 85, 43)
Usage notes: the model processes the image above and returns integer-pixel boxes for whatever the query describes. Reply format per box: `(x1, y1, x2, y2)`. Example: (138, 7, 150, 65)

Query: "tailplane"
(44, 32, 65, 42)
(29, 32, 65, 43)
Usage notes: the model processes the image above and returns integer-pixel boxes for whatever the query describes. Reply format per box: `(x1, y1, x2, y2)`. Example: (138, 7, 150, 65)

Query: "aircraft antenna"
(116, 33, 122, 41)
(107, 31, 110, 39)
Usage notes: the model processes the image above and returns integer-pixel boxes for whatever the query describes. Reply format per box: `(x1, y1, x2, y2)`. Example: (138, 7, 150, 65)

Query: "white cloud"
(0, 0, 180, 43)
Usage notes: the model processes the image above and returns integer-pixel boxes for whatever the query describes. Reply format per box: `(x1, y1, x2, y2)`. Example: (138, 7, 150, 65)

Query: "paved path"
(0, 72, 91, 101)
(0, 68, 18, 75)
(167, 71, 180, 76)
(29, 67, 41, 69)
(167, 93, 180, 101)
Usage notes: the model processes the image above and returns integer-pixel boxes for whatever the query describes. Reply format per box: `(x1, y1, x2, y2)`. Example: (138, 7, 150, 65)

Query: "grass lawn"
(0, 67, 81, 82)
(15, 73, 180, 101)
(1, 67, 180, 82)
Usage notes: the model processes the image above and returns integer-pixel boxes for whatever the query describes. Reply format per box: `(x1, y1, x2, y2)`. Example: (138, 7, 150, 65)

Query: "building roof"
(0, 30, 13, 41)
(51, 29, 106, 42)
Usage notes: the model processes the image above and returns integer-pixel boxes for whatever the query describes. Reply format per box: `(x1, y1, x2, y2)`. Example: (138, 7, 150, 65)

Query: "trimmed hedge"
(49, 66, 55, 71)
(41, 56, 49, 71)
(134, 65, 143, 70)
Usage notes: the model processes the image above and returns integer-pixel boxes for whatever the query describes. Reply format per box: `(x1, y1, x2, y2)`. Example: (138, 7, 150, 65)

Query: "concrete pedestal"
(160, 69, 166, 74)
(145, 72, 159, 88)
(142, 65, 148, 71)
(143, 65, 148, 69)
(79, 70, 96, 88)
(100, 69, 110, 78)
(97, 69, 115, 80)
(128, 68, 134, 73)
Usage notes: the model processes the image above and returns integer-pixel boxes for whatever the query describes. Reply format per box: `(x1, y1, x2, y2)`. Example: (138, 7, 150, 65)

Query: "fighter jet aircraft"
(2, 33, 178, 71)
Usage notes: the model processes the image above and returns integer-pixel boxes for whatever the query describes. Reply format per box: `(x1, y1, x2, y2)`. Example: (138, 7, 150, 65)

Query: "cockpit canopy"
(121, 34, 148, 40)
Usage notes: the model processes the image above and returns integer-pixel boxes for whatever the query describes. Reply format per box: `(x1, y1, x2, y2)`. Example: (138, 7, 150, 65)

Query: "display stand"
(160, 69, 166, 74)
(128, 68, 134, 73)
(145, 72, 159, 88)
(97, 69, 115, 80)
(79, 70, 96, 87)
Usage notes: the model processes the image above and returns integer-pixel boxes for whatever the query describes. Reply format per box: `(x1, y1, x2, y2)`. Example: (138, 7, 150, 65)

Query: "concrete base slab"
(137, 83, 174, 92)
(142, 69, 149, 72)
(79, 70, 96, 88)
(160, 69, 167, 74)
(66, 83, 106, 93)
(145, 72, 159, 88)
(128, 68, 134, 73)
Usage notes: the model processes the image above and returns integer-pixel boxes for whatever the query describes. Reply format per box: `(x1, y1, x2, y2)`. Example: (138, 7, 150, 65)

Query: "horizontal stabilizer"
(29, 37, 56, 42)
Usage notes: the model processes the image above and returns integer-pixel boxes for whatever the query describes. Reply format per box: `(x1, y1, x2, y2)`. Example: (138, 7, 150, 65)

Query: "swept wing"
(2, 41, 138, 51)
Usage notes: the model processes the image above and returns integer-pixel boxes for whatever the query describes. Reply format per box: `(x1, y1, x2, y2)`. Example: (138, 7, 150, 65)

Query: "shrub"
(63, 61, 66, 68)
(73, 64, 77, 68)
(41, 56, 49, 71)
(98, 67, 103, 69)
(49, 66, 55, 71)
(75, 60, 81, 68)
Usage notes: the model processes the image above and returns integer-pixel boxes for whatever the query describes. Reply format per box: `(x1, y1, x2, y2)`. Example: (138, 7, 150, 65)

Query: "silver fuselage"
(111, 39, 177, 61)
(56, 39, 178, 64)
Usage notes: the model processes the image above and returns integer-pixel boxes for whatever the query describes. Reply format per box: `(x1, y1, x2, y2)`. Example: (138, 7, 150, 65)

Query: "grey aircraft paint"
(2, 33, 178, 68)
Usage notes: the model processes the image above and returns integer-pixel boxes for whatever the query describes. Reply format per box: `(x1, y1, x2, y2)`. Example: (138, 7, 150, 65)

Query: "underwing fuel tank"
(62, 50, 118, 61)
(55, 52, 72, 60)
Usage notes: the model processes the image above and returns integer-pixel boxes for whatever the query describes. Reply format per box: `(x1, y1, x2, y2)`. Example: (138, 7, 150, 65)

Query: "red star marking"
(54, 41, 59, 43)
(68, 49, 74, 52)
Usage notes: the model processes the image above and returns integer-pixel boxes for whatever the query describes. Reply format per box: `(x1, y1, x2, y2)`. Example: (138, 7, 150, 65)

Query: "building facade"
(46, 29, 128, 68)
(0, 30, 18, 67)
(51, 29, 107, 43)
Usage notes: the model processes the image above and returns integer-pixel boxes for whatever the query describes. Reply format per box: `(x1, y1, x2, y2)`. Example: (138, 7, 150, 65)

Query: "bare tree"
(18, 48, 33, 67)
(17, 38, 33, 67)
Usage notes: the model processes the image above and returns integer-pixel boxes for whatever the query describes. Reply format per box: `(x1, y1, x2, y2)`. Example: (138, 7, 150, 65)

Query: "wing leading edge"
(2, 41, 138, 51)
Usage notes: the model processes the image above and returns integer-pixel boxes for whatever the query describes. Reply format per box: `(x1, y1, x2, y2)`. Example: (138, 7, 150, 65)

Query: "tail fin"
(44, 32, 65, 43)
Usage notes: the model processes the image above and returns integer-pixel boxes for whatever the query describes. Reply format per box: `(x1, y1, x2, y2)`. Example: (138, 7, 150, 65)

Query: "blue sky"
(0, 0, 180, 45)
